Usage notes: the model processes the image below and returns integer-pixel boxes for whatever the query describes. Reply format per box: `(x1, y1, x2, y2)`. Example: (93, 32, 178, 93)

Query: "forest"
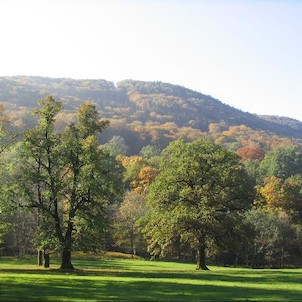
(0, 78, 302, 270)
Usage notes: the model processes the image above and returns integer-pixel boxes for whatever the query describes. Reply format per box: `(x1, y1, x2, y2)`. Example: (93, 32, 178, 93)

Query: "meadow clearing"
(0, 253, 302, 301)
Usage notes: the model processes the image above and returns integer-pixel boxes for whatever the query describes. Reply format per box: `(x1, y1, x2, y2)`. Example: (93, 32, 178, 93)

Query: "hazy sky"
(1, 0, 302, 121)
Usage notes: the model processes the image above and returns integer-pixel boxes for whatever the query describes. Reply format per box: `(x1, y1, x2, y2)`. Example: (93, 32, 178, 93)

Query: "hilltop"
(0, 75, 301, 153)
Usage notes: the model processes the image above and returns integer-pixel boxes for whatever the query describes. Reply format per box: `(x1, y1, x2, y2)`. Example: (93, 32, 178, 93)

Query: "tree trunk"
(38, 250, 43, 266)
(60, 218, 75, 270)
(196, 244, 209, 270)
(60, 245, 74, 270)
(44, 253, 50, 268)
(280, 236, 284, 269)
(130, 230, 134, 258)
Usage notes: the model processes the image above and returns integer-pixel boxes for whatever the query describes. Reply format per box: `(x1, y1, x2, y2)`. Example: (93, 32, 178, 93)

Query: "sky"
(1, 0, 302, 121)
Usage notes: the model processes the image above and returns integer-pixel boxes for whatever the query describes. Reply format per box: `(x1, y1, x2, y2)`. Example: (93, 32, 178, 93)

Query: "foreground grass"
(0, 255, 302, 301)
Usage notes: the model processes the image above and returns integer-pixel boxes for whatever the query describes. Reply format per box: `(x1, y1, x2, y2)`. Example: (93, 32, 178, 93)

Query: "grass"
(1, 253, 302, 301)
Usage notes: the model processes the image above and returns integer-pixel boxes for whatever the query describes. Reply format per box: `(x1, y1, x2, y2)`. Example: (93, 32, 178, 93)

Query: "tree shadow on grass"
(1, 275, 302, 301)
(1, 264, 302, 283)
(0, 267, 302, 301)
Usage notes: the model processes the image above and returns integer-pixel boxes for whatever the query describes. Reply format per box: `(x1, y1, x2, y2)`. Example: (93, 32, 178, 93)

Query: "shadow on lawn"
(1, 258, 302, 284)
(0, 273, 302, 301)
(0, 265, 302, 301)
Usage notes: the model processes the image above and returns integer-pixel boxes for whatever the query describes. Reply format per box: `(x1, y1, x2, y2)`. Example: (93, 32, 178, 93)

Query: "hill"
(0, 75, 301, 153)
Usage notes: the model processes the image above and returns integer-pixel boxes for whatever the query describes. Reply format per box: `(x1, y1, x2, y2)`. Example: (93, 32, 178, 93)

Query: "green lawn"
(0, 255, 302, 301)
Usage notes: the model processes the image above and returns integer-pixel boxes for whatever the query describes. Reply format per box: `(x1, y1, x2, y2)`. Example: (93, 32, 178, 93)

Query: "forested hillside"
(1, 76, 301, 154)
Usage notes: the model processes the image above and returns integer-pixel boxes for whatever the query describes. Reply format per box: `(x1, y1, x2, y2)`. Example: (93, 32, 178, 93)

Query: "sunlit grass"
(1, 254, 302, 301)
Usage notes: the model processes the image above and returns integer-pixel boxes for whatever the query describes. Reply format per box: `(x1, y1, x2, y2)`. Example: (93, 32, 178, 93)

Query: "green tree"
(14, 97, 122, 269)
(144, 138, 254, 270)
(102, 135, 129, 157)
(243, 159, 261, 184)
(244, 209, 297, 268)
(112, 191, 147, 256)
(0, 167, 10, 249)
(259, 146, 302, 181)
(0, 104, 17, 250)
(0, 103, 11, 153)
(139, 145, 161, 159)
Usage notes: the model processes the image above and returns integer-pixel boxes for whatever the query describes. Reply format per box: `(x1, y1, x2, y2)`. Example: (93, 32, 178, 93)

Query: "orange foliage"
(131, 166, 158, 193)
(0, 103, 9, 124)
(236, 146, 265, 160)
(214, 124, 294, 152)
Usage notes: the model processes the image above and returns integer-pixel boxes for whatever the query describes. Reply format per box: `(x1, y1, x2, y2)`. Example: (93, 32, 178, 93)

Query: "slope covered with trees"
(1, 76, 302, 149)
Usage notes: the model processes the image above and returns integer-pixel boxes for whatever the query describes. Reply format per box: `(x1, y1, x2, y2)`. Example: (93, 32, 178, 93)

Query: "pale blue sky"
(1, 0, 302, 121)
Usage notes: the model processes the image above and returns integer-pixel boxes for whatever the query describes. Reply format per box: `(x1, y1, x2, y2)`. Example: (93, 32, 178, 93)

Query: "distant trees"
(139, 145, 161, 159)
(244, 209, 298, 268)
(102, 135, 129, 157)
(4, 77, 301, 156)
(236, 146, 265, 161)
(0, 103, 16, 153)
(0, 104, 7, 153)
(259, 146, 302, 181)
(118, 153, 159, 193)
(13, 97, 122, 269)
(0, 104, 16, 252)
(240, 144, 302, 268)
(144, 139, 254, 270)
(112, 191, 147, 256)
(254, 146, 302, 219)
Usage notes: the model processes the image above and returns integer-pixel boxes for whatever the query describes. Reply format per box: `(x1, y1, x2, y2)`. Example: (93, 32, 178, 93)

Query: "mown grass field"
(0, 253, 302, 301)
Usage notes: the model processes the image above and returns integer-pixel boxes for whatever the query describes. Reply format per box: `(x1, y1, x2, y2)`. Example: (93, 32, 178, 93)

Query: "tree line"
(0, 97, 302, 270)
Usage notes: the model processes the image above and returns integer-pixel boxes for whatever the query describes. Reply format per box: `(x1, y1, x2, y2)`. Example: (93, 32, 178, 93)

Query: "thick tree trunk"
(60, 225, 74, 270)
(44, 253, 50, 268)
(60, 245, 74, 270)
(60, 217, 75, 270)
(196, 244, 209, 270)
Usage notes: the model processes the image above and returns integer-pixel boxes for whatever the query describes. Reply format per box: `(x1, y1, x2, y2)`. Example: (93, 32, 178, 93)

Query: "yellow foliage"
(130, 166, 158, 193)
(118, 155, 143, 169)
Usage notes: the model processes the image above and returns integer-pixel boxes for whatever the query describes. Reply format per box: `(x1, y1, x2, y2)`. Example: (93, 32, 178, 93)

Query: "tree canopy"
(13, 96, 123, 269)
(144, 138, 254, 269)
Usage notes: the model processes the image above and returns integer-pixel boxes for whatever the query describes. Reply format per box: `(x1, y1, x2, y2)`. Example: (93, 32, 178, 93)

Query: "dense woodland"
(0, 77, 302, 269)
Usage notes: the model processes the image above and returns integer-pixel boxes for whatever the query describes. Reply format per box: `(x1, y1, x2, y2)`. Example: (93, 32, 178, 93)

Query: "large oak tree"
(15, 96, 122, 269)
(144, 138, 254, 270)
